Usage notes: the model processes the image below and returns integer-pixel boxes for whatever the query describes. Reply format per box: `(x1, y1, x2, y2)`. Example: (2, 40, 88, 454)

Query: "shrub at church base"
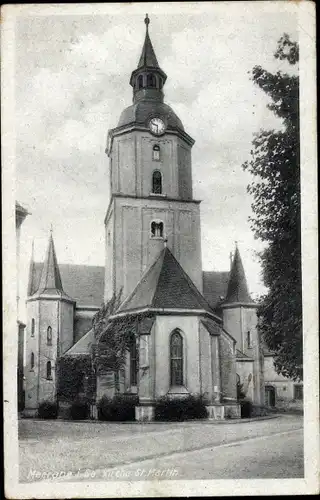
(37, 400, 58, 419)
(154, 395, 208, 421)
(97, 394, 138, 421)
(69, 398, 91, 420)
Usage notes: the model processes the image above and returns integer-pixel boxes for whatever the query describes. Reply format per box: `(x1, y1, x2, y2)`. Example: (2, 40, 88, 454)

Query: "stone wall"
(219, 330, 237, 401)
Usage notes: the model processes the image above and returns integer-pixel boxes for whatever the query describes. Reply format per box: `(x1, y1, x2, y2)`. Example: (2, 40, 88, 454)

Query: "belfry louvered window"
(138, 75, 143, 89)
(151, 221, 164, 238)
(170, 331, 183, 386)
(147, 73, 156, 88)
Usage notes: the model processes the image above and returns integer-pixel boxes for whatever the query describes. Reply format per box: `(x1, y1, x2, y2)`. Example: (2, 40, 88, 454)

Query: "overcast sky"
(15, 3, 298, 318)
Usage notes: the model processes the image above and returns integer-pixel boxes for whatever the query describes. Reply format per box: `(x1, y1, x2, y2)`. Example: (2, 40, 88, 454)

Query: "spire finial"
(164, 238, 168, 248)
(229, 251, 233, 270)
(50, 223, 53, 234)
(144, 13, 150, 30)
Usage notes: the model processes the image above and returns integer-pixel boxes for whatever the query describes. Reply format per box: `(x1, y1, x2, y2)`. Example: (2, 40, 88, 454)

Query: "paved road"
(99, 428, 303, 480)
(19, 415, 303, 482)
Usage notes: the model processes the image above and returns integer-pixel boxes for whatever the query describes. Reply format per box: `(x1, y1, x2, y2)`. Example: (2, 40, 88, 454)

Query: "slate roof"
(137, 24, 159, 69)
(28, 262, 104, 307)
(201, 318, 221, 336)
(236, 349, 254, 360)
(118, 247, 214, 314)
(225, 246, 253, 303)
(202, 271, 230, 311)
(38, 233, 63, 292)
(63, 328, 94, 356)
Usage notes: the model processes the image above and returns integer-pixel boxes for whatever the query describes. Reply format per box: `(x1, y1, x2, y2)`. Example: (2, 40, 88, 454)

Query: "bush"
(155, 395, 207, 421)
(37, 400, 58, 419)
(97, 394, 139, 421)
(240, 399, 253, 418)
(70, 398, 90, 420)
(251, 404, 268, 417)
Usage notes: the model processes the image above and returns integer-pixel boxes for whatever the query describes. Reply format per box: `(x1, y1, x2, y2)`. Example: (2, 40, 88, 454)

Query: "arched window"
(31, 318, 35, 337)
(247, 330, 252, 348)
(30, 352, 34, 370)
(129, 336, 137, 386)
(152, 170, 162, 194)
(152, 144, 160, 161)
(138, 75, 144, 89)
(47, 326, 52, 345)
(147, 73, 156, 88)
(151, 221, 164, 238)
(46, 361, 52, 380)
(170, 331, 183, 386)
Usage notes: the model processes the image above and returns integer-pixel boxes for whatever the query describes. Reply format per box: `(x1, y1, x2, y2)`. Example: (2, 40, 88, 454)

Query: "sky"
(14, 3, 298, 320)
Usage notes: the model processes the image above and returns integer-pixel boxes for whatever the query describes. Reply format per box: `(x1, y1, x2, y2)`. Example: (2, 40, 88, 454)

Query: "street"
(101, 427, 303, 480)
(19, 414, 303, 482)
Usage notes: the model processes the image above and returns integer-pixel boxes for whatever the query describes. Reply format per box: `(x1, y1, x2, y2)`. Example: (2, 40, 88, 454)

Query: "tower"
(221, 244, 264, 404)
(104, 15, 203, 302)
(24, 232, 75, 413)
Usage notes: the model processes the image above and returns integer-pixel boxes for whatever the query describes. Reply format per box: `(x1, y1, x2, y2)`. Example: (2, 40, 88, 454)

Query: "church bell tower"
(104, 15, 203, 302)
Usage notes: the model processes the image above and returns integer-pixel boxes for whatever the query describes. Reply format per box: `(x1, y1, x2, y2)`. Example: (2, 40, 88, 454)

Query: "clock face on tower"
(149, 117, 166, 135)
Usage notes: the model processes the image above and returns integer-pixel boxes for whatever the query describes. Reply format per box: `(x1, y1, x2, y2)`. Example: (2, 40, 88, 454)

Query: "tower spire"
(129, 13, 167, 103)
(225, 244, 253, 303)
(137, 14, 159, 69)
(38, 230, 63, 292)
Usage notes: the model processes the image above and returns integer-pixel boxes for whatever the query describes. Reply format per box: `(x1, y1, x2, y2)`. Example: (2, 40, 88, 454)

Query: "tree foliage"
(91, 289, 138, 393)
(243, 34, 302, 381)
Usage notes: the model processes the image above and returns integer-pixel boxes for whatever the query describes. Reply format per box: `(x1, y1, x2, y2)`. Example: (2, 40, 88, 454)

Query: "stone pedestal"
(135, 405, 155, 422)
(206, 405, 225, 420)
(224, 403, 241, 419)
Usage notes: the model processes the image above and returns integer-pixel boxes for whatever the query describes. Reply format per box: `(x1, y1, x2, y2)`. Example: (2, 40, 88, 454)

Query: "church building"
(24, 16, 265, 420)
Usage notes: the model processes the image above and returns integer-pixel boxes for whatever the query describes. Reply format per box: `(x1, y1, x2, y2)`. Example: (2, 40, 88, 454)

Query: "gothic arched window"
(247, 330, 252, 348)
(152, 170, 162, 194)
(152, 144, 160, 161)
(46, 361, 52, 380)
(138, 75, 144, 89)
(31, 318, 35, 337)
(147, 73, 156, 88)
(30, 352, 34, 370)
(129, 336, 137, 386)
(151, 221, 164, 238)
(170, 331, 183, 386)
(47, 326, 52, 345)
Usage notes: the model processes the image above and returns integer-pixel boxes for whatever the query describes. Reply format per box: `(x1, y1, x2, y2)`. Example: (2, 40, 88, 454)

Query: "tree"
(243, 34, 302, 381)
(91, 289, 138, 394)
